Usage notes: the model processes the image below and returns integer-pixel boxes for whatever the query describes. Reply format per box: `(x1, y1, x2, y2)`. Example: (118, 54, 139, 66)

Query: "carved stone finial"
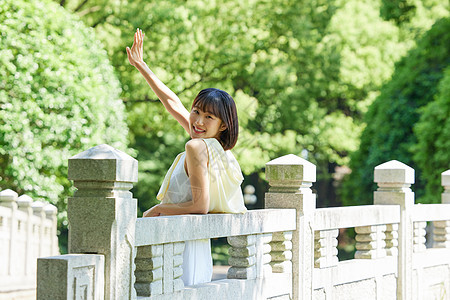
(0, 189, 18, 202)
(266, 154, 316, 193)
(374, 160, 414, 188)
(68, 144, 138, 183)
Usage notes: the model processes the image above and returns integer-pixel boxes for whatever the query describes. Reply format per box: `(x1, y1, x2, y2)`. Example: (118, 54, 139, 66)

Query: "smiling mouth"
(193, 126, 205, 134)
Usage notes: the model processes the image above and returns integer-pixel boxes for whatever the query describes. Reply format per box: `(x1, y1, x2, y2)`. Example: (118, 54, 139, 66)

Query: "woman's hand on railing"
(143, 204, 161, 217)
(126, 28, 145, 68)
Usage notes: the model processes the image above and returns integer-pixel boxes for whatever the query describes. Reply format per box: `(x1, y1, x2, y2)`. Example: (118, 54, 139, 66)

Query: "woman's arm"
(143, 139, 209, 217)
(126, 29, 190, 133)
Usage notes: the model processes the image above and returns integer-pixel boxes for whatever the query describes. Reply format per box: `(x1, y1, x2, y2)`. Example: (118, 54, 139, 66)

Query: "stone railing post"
(67, 144, 138, 299)
(434, 170, 450, 248)
(264, 154, 316, 300)
(373, 160, 414, 300)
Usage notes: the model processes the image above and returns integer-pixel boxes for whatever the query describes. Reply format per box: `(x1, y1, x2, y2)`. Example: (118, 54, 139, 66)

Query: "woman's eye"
(207, 115, 213, 119)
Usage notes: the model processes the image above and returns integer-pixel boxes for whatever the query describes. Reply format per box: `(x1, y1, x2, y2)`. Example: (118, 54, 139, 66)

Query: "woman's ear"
(220, 123, 227, 132)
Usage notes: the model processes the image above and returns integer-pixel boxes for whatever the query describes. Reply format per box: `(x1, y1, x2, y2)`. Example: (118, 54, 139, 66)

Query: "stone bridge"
(33, 144, 450, 299)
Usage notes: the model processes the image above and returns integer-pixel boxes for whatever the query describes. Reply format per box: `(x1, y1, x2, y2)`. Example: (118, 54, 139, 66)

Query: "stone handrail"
(314, 205, 400, 230)
(411, 203, 450, 222)
(135, 209, 296, 245)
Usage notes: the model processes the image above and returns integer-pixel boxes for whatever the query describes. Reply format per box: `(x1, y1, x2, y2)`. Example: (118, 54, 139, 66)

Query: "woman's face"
(189, 106, 226, 140)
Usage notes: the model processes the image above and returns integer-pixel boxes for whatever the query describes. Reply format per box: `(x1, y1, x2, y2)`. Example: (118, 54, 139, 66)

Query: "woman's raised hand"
(126, 28, 145, 67)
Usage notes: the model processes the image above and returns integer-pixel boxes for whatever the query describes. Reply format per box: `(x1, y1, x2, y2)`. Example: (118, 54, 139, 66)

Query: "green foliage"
(0, 0, 129, 250)
(380, 0, 416, 24)
(55, 0, 447, 210)
(341, 17, 450, 205)
(413, 67, 450, 203)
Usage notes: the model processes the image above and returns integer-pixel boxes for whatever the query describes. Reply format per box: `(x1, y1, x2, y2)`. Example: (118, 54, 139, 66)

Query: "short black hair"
(191, 88, 239, 150)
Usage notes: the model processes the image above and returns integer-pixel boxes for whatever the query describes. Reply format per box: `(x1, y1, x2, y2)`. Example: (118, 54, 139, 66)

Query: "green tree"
(55, 0, 447, 209)
(341, 17, 450, 205)
(0, 0, 129, 251)
(413, 66, 450, 203)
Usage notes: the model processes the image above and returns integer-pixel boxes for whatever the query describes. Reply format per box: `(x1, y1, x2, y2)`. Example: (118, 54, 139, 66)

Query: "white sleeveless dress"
(163, 152, 213, 286)
(157, 138, 247, 286)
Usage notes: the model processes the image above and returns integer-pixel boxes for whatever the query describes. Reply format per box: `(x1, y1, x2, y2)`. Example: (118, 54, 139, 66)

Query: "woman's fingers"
(126, 47, 134, 65)
(126, 28, 144, 66)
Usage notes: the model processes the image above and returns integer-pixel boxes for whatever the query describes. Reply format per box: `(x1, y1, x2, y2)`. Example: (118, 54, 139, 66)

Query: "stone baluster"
(270, 231, 293, 273)
(161, 242, 185, 293)
(257, 233, 273, 277)
(135, 244, 164, 296)
(67, 144, 138, 299)
(385, 224, 399, 256)
(228, 232, 272, 280)
(374, 160, 414, 300)
(434, 221, 450, 248)
(354, 225, 386, 259)
(0, 189, 18, 277)
(31, 201, 46, 258)
(315, 229, 339, 267)
(433, 170, 450, 248)
(413, 221, 427, 252)
(44, 203, 58, 256)
(264, 154, 316, 300)
(17, 195, 33, 278)
(172, 242, 185, 292)
(228, 235, 257, 279)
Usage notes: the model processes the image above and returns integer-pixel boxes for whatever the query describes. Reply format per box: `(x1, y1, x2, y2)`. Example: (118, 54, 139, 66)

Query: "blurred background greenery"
(0, 0, 448, 256)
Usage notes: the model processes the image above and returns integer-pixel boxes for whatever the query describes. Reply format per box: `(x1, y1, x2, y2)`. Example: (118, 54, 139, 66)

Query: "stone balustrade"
(0, 189, 58, 300)
(133, 209, 296, 299)
(35, 145, 450, 300)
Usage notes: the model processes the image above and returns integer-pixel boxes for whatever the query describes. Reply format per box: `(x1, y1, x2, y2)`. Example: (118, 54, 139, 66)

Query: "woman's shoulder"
(185, 138, 208, 150)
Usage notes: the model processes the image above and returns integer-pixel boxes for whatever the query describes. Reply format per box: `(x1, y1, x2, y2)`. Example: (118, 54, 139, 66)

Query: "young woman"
(126, 28, 247, 286)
